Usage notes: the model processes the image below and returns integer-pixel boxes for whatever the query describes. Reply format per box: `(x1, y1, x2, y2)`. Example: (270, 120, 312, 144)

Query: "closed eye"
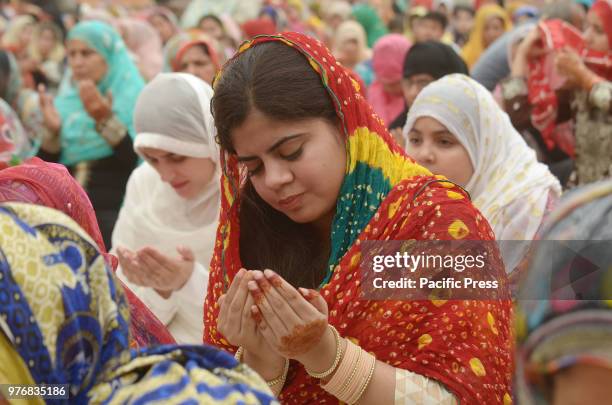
(280, 147, 303, 161)
(248, 164, 263, 176)
(168, 155, 186, 163)
(242, 160, 263, 177)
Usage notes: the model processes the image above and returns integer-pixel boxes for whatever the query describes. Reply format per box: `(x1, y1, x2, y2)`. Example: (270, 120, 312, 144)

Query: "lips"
(171, 180, 189, 190)
(278, 192, 304, 210)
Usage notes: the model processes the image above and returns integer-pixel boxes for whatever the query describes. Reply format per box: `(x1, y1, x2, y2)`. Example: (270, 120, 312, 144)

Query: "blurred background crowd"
(1, 0, 609, 194)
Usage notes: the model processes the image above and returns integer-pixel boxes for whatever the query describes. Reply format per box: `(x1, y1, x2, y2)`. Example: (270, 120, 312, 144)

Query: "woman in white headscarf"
(112, 73, 220, 344)
(403, 74, 561, 286)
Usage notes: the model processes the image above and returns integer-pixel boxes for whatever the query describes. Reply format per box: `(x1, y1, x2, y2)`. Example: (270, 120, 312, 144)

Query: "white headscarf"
(404, 74, 562, 272)
(112, 73, 220, 267)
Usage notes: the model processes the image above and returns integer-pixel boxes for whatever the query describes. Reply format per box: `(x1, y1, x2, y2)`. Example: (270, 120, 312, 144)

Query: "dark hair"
(423, 11, 448, 30)
(388, 14, 405, 34)
(403, 41, 469, 79)
(453, 5, 475, 18)
(0, 50, 12, 102)
(192, 42, 212, 58)
(211, 42, 339, 288)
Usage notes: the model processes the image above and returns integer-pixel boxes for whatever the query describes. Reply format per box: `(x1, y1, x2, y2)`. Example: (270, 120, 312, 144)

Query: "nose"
(71, 54, 84, 69)
(157, 162, 176, 183)
(414, 142, 435, 166)
(184, 63, 197, 75)
(263, 160, 293, 191)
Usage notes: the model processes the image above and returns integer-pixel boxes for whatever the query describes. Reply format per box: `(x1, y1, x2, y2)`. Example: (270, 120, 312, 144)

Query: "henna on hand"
(250, 306, 264, 325)
(280, 319, 327, 357)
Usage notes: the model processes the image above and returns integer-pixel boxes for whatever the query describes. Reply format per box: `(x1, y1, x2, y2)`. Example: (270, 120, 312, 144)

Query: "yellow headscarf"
(461, 4, 512, 69)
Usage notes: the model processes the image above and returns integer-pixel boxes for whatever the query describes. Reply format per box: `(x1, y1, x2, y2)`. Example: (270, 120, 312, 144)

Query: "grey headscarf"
(133, 72, 218, 162)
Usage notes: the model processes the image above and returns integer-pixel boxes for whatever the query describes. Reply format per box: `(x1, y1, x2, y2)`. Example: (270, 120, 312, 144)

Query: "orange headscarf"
(172, 35, 221, 73)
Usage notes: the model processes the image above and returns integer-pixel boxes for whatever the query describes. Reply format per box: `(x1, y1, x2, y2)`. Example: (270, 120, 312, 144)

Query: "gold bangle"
(267, 362, 288, 387)
(95, 115, 127, 147)
(350, 354, 376, 404)
(238, 347, 288, 392)
(234, 346, 244, 362)
(305, 325, 343, 379)
(337, 345, 363, 398)
(266, 359, 289, 396)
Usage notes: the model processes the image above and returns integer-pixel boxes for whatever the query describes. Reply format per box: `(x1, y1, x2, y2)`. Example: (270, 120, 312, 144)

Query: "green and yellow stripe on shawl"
(213, 33, 431, 286)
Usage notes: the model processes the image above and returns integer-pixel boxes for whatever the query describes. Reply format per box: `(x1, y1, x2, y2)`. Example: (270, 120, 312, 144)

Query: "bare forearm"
(40, 126, 61, 154)
(510, 49, 529, 78)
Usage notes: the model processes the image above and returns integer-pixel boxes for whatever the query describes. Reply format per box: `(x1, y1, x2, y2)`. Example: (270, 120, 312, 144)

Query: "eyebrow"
(409, 128, 453, 136)
(237, 134, 304, 162)
(143, 152, 174, 160)
(432, 129, 454, 136)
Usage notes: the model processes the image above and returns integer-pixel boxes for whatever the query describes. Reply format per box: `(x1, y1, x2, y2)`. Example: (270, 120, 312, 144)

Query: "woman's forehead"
(67, 38, 95, 51)
(232, 112, 323, 154)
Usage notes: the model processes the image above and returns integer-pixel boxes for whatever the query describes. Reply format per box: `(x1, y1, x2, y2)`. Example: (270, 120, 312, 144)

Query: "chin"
(281, 207, 320, 224)
(175, 188, 194, 199)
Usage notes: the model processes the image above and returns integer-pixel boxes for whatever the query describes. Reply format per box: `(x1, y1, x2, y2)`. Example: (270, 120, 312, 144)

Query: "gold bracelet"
(95, 115, 127, 147)
(236, 347, 289, 391)
(305, 325, 344, 379)
(234, 346, 244, 362)
(267, 358, 290, 388)
(337, 345, 363, 399)
(349, 353, 376, 404)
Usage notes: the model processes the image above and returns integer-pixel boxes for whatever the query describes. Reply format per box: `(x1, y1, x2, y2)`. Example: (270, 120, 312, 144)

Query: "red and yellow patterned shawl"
(204, 32, 513, 404)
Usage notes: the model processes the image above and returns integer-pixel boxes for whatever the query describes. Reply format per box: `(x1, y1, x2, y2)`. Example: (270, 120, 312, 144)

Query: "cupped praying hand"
(117, 245, 195, 297)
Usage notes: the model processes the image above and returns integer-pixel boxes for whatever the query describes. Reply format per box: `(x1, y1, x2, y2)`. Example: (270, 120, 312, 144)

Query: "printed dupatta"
(527, 14, 612, 153)
(0, 158, 176, 349)
(204, 32, 513, 403)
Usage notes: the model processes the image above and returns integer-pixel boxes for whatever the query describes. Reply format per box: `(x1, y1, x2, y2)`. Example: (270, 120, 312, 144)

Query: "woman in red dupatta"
(205, 32, 512, 403)
(0, 157, 176, 348)
(503, 0, 612, 186)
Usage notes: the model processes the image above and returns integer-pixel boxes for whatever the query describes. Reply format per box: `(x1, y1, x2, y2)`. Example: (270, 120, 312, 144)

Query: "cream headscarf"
(27, 22, 65, 64)
(404, 74, 562, 273)
(112, 72, 220, 267)
(332, 20, 372, 66)
(1, 15, 36, 50)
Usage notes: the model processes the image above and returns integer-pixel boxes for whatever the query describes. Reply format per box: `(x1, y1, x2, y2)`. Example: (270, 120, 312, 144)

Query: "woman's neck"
(312, 209, 335, 241)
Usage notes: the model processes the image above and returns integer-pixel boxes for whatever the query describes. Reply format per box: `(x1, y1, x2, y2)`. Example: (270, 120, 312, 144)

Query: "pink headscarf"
(118, 18, 164, 81)
(367, 34, 412, 125)
(148, 6, 179, 31)
(372, 34, 412, 84)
